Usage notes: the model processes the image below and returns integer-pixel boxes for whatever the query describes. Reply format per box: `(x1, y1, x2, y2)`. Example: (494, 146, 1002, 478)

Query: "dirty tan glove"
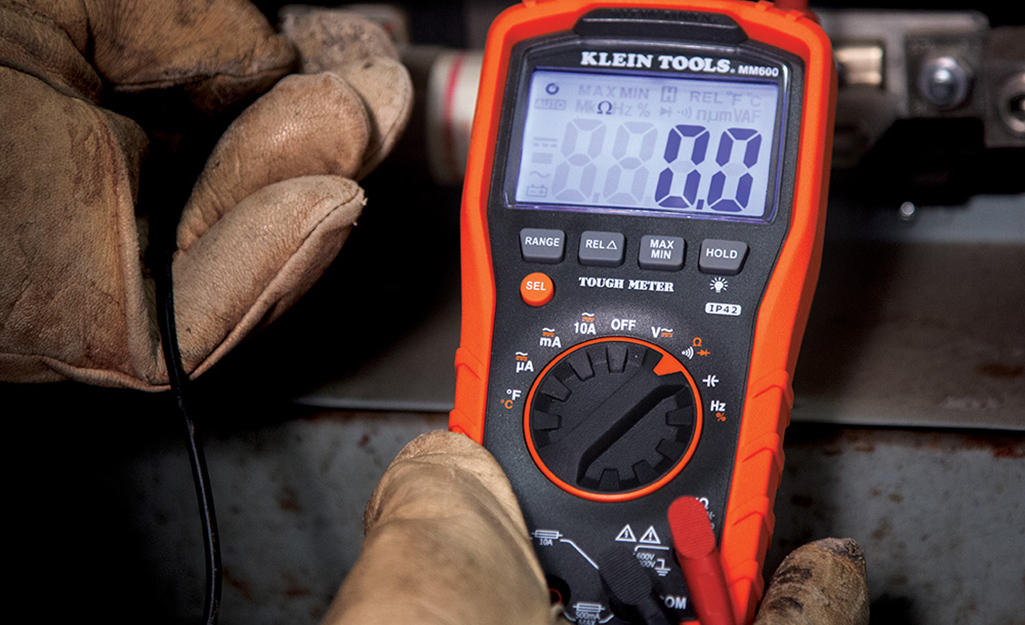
(324, 431, 869, 625)
(0, 0, 411, 389)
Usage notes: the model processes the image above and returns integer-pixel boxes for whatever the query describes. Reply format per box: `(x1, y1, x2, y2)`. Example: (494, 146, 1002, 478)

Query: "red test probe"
(669, 497, 737, 625)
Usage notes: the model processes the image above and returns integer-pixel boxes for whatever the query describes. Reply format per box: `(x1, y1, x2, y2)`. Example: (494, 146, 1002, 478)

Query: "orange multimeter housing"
(450, 1, 835, 623)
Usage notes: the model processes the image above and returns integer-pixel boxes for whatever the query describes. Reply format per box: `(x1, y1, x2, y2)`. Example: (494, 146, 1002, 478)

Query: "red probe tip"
(668, 497, 737, 625)
(668, 497, 716, 558)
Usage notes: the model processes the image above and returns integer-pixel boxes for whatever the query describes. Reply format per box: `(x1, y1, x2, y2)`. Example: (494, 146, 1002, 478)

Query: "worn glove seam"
(0, 56, 99, 103)
(109, 66, 296, 92)
(0, 352, 168, 390)
(0, 3, 99, 102)
(354, 67, 413, 178)
(184, 181, 363, 380)
(0, 1, 64, 38)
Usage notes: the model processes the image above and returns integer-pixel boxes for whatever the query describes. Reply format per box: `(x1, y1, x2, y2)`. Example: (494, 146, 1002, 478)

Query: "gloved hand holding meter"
(1, 0, 868, 623)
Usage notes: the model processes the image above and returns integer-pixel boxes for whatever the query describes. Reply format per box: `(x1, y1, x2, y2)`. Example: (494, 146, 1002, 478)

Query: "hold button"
(698, 239, 749, 276)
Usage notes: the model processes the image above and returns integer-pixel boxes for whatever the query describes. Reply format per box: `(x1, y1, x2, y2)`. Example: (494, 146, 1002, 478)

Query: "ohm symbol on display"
(597, 100, 613, 114)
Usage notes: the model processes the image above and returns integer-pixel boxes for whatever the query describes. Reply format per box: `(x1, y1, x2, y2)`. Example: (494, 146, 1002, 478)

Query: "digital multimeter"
(449, 1, 835, 623)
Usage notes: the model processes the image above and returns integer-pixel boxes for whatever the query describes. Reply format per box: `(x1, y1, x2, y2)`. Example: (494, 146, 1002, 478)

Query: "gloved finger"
(171, 175, 363, 377)
(0, 64, 154, 387)
(754, 538, 869, 625)
(279, 5, 400, 73)
(279, 7, 413, 178)
(178, 72, 370, 251)
(322, 431, 561, 625)
(0, 1, 103, 102)
(78, 0, 295, 113)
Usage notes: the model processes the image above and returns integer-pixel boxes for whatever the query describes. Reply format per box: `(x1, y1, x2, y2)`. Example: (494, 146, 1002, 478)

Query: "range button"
(521, 228, 565, 263)
(698, 239, 749, 276)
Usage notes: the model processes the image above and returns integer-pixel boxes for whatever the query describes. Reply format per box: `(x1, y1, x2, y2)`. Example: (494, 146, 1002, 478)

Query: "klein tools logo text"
(580, 51, 732, 74)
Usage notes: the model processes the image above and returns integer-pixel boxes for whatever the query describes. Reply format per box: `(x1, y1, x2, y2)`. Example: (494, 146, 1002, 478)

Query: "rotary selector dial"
(525, 337, 703, 501)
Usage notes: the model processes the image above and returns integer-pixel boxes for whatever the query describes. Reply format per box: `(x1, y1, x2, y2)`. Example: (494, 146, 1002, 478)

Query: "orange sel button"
(521, 272, 555, 306)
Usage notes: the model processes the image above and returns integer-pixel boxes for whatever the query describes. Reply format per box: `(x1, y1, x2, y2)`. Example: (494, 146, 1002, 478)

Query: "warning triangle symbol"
(639, 526, 662, 545)
(615, 524, 637, 543)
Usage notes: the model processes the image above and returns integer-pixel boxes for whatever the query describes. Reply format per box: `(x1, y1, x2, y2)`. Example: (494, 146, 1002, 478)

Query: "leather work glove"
(323, 431, 870, 625)
(0, 0, 412, 389)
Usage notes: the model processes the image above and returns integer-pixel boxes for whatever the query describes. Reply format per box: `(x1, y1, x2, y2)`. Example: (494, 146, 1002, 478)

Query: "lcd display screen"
(513, 69, 781, 220)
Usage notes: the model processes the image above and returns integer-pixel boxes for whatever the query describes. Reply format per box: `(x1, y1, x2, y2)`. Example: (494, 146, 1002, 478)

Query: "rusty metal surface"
(3, 384, 445, 625)
(768, 426, 1025, 625)
(7, 382, 1021, 625)
(794, 239, 1025, 430)
(195, 411, 447, 623)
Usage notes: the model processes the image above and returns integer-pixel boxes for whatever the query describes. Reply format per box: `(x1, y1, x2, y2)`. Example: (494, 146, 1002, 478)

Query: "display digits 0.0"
(551, 118, 765, 213)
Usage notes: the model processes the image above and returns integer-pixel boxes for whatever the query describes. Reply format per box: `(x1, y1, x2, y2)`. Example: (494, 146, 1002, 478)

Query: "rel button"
(579, 231, 625, 267)
(521, 272, 555, 307)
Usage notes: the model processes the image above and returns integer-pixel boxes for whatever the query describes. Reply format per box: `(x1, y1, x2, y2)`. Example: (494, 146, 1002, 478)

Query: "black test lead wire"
(156, 246, 222, 625)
